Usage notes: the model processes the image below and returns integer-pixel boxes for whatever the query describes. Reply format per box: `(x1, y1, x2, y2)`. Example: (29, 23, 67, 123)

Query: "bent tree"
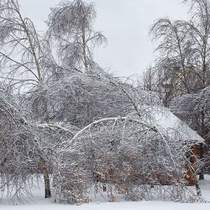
(0, 0, 45, 89)
(0, 0, 52, 198)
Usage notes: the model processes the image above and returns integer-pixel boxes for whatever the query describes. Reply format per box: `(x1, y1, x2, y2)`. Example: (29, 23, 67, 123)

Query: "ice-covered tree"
(23, 70, 134, 127)
(0, 85, 42, 200)
(0, 0, 51, 91)
(149, 0, 210, 106)
(47, 0, 106, 73)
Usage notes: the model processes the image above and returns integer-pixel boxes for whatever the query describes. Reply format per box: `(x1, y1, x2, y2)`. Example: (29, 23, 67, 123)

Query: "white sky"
(19, 0, 189, 77)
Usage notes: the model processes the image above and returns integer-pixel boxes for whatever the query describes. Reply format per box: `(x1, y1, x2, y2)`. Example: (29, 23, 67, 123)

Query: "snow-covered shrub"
(53, 110, 198, 204)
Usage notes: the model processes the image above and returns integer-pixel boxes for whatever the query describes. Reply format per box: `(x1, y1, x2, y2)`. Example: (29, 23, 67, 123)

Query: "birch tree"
(47, 0, 106, 73)
(0, 0, 47, 90)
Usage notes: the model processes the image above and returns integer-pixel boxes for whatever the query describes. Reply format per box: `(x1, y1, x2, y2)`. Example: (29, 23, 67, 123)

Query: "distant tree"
(150, 0, 210, 105)
(183, 0, 210, 88)
(143, 67, 156, 91)
(150, 18, 192, 99)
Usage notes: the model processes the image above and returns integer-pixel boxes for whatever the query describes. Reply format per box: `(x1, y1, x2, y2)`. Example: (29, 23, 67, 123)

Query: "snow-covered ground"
(0, 176, 209, 210)
(1, 200, 210, 210)
(200, 175, 210, 202)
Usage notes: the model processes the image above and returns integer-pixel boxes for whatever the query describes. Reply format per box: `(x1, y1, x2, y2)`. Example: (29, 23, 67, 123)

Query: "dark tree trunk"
(195, 183, 202, 196)
(44, 170, 51, 198)
(199, 173, 204, 180)
(199, 143, 205, 180)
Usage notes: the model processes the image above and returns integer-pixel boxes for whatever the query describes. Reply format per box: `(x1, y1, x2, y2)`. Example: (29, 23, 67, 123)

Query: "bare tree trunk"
(199, 110, 205, 180)
(43, 170, 51, 198)
(82, 24, 88, 72)
(15, 5, 43, 83)
(199, 143, 205, 180)
(195, 183, 202, 196)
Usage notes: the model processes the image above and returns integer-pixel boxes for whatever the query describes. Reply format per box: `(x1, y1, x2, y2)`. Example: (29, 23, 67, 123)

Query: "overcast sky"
(19, 0, 189, 77)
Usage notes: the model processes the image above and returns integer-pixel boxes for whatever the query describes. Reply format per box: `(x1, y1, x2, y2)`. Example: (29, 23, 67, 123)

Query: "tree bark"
(199, 143, 205, 180)
(43, 169, 51, 198)
(195, 183, 202, 196)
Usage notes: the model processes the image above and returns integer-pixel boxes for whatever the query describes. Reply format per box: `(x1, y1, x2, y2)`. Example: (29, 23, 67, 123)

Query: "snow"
(0, 176, 209, 210)
(200, 175, 210, 202)
(147, 106, 205, 144)
(0, 200, 210, 210)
